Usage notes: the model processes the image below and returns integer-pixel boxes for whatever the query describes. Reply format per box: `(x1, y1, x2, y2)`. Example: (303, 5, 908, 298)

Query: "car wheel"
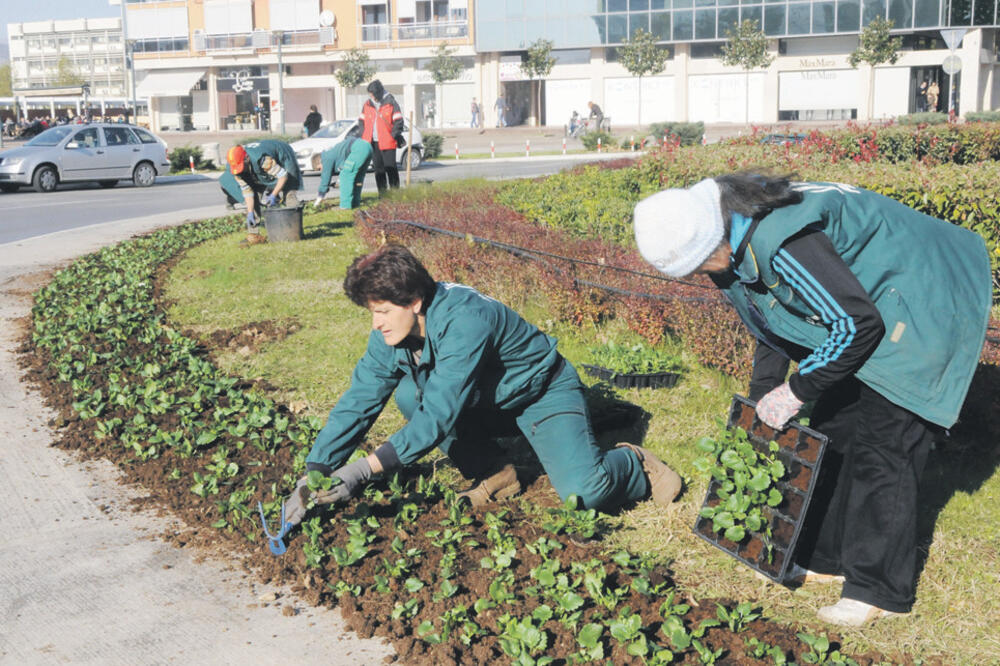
(0, 183, 20, 193)
(132, 161, 156, 187)
(400, 147, 422, 170)
(98, 180, 118, 189)
(32, 165, 59, 193)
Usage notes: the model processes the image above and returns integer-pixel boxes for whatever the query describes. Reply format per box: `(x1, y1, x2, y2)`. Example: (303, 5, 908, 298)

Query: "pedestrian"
(219, 139, 302, 246)
(470, 97, 480, 128)
(926, 80, 940, 112)
(917, 80, 928, 112)
(359, 79, 404, 194)
(587, 101, 604, 131)
(633, 173, 991, 627)
(494, 93, 506, 127)
(276, 243, 682, 531)
(303, 104, 322, 137)
(312, 130, 374, 210)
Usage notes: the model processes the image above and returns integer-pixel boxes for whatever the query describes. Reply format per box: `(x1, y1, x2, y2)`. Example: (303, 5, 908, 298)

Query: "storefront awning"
(136, 70, 205, 98)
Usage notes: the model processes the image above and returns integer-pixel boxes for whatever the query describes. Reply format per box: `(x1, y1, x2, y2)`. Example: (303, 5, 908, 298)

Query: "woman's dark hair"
(715, 172, 803, 229)
(366, 79, 385, 101)
(343, 244, 436, 310)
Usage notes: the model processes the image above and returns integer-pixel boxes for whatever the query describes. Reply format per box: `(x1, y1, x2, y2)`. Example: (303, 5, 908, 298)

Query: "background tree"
(618, 28, 669, 126)
(424, 43, 462, 128)
(55, 56, 85, 87)
(334, 47, 377, 91)
(521, 38, 555, 126)
(0, 63, 12, 97)
(721, 19, 774, 124)
(849, 17, 901, 120)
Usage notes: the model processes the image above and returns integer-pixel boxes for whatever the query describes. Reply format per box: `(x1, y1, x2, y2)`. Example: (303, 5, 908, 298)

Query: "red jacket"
(359, 94, 403, 150)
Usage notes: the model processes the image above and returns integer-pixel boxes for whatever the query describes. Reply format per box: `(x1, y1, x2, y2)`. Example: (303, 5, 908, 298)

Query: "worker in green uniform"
(220, 139, 302, 245)
(278, 244, 682, 528)
(312, 134, 374, 210)
(633, 173, 991, 627)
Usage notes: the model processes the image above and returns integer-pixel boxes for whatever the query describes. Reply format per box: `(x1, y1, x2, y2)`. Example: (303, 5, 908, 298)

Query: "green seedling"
(797, 633, 860, 665)
(576, 622, 604, 661)
(587, 340, 685, 376)
(692, 639, 725, 664)
(716, 601, 761, 632)
(497, 613, 553, 666)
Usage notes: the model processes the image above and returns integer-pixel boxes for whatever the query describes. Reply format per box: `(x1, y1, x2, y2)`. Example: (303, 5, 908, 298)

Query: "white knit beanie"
(633, 178, 724, 278)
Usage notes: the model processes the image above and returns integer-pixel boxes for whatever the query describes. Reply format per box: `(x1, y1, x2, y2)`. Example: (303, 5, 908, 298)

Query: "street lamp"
(275, 30, 285, 135)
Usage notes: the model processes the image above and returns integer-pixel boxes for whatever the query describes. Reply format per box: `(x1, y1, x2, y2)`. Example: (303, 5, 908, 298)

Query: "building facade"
(6, 18, 131, 119)
(477, 1, 1000, 127)
(8, 1, 998, 131)
(125, 0, 476, 132)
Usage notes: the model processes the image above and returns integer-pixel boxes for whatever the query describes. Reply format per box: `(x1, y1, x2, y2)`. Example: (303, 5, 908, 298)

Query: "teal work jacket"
(305, 282, 563, 469)
(220, 139, 302, 201)
(317, 137, 372, 196)
(716, 182, 991, 428)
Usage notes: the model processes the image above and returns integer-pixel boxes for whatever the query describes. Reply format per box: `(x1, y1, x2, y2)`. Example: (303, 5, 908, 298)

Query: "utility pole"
(118, 0, 133, 122)
(275, 31, 285, 134)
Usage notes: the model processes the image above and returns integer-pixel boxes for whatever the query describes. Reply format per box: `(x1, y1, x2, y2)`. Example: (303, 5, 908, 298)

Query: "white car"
(0, 122, 169, 193)
(292, 119, 424, 173)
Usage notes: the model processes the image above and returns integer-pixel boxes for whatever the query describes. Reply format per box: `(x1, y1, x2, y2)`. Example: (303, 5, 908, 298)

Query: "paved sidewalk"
(158, 119, 849, 156)
(0, 211, 394, 665)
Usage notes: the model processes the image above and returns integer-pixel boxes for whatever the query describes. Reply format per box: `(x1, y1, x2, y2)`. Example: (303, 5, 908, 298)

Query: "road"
(0, 154, 628, 245)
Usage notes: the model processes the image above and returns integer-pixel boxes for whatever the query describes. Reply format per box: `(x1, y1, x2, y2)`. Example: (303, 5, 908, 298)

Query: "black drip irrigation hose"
(359, 211, 1000, 346)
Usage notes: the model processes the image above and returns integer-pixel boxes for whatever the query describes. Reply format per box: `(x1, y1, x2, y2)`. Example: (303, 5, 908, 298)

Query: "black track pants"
(796, 378, 934, 613)
(370, 142, 399, 192)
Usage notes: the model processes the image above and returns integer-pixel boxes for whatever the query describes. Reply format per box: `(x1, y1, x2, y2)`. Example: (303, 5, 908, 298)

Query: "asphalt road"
(0, 154, 627, 245)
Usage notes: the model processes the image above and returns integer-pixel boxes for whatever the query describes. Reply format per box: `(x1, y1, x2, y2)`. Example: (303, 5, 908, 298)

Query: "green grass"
(163, 191, 1000, 665)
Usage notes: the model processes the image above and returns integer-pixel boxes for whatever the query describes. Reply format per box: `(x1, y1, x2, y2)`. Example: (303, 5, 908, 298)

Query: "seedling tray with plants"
(582, 341, 683, 389)
(692, 394, 829, 583)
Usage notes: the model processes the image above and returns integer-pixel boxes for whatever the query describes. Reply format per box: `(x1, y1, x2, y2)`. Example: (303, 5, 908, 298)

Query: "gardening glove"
(263, 192, 278, 207)
(320, 458, 374, 504)
(282, 475, 312, 527)
(755, 382, 804, 430)
(245, 209, 257, 227)
(313, 195, 324, 208)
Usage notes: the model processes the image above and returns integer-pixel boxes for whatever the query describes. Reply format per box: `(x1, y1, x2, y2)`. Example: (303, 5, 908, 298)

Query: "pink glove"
(756, 382, 803, 429)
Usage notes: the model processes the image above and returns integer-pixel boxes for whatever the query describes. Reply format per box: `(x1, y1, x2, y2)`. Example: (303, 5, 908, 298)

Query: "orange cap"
(227, 145, 247, 173)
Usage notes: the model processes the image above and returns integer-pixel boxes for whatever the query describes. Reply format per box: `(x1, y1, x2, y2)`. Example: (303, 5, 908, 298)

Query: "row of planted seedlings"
(26, 216, 874, 665)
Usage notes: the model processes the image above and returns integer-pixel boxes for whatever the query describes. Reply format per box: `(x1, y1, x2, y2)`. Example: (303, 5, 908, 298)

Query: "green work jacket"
(317, 137, 372, 196)
(305, 282, 562, 469)
(716, 182, 991, 428)
(220, 139, 301, 201)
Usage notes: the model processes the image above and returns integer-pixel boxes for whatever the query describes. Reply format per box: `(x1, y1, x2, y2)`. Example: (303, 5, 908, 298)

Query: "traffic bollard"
(630, 135, 635, 152)
(455, 142, 459, 160)
(597, 137, 602, 153)
(490, 140, 495, 158)
(526, 139, 530, 158)
(562, 137, 566, 155)
(189, 155, 196, 174)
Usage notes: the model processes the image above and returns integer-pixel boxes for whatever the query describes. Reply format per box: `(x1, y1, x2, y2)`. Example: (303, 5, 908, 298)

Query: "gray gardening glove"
(319, 458, 374, 504)
(282, 475, 312, 527)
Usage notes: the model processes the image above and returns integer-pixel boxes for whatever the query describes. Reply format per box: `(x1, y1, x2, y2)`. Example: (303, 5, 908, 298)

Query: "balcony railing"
(360, 19, 469, 45)
(192, 28, 335, 53)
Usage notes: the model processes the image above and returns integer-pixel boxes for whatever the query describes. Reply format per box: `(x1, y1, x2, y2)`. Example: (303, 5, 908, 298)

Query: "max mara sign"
(798, 57, 838, 68)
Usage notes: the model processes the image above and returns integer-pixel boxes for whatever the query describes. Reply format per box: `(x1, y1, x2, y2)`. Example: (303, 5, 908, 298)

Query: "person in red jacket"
(359, 79, 404, 194)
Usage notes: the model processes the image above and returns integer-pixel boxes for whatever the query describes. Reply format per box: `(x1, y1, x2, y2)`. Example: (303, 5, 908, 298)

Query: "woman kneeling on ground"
(632, 172, 990, 627)
(282, 244, 681, 524)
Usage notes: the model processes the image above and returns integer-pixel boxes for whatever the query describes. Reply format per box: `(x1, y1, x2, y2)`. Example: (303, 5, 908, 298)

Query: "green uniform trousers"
(392, 357, 648, 510)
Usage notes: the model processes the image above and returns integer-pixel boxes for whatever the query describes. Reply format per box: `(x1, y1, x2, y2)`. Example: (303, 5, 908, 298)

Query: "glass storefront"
(477, 0, 1000, 50)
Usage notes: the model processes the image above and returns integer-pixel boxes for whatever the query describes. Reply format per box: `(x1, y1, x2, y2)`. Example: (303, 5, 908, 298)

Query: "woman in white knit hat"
(633, 172, 991, 627)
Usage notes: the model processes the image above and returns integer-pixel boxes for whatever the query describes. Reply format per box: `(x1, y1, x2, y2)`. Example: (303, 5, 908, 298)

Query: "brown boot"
(456, 464, 521, 507)
(615, 443, 682, 505)
(239, 232, 267, 247)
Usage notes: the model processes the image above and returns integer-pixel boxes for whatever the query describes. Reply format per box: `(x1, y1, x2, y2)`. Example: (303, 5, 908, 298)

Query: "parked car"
(0, 122, 170, 193)
(292, 119, 424, 173)
(759, 132, 808, 146)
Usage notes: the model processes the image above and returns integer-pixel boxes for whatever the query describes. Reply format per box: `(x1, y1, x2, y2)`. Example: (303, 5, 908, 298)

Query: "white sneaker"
(817, 598, 904, 627)
(786, 563, 846, 585)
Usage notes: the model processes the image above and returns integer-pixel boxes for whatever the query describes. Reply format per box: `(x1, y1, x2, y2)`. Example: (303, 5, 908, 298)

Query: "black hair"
(343, 244, 437, 310)
(366, 79, 385, 101)
(715, 171, 803, 233)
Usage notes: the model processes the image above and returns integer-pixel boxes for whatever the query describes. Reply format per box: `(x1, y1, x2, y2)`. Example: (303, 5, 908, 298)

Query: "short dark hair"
(343, 244, 437, 309)
(366, 79, 385, 100)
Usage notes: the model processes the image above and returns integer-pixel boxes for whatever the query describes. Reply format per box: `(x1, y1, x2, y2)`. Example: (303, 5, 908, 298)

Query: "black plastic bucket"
(262, 204, 304, 242)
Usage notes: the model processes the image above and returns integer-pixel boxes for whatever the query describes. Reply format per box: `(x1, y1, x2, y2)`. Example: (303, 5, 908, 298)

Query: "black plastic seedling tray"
(692, 394, 830, 583)
(581, 364, 680, 389)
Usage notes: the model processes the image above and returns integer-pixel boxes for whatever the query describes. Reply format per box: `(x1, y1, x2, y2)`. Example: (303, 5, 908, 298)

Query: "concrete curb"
(424, 150, 643, 167)
(0, 211, 394, 664)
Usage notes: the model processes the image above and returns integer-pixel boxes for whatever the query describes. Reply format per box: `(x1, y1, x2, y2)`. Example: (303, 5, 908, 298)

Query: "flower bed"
(20, 214, 907, 664)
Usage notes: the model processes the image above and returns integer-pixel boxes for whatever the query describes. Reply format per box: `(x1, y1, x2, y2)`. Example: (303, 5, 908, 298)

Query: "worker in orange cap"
(219, 139, 302, 246)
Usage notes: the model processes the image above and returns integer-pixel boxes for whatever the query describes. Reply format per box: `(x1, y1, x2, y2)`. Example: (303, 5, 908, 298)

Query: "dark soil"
(202, 319, 301, 355)
(15, 279, 931, 666)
